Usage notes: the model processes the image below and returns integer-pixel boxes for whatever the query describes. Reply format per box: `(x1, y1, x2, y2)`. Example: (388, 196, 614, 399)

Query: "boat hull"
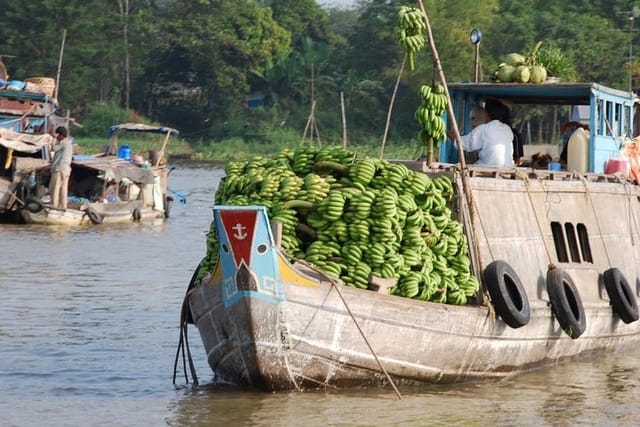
(190, 264, 640, 390)
(21, 201, 164, 225)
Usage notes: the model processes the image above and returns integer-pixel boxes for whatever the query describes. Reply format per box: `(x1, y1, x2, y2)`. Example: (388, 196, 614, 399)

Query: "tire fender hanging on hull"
(547, 267, 586, 339)
(483, 260, 530, 328)
(603, 267, 639, 324)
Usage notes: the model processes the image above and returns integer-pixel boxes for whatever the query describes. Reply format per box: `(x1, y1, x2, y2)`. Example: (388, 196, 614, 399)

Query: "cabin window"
(624, 104, 633, 137)
(576, 223, 593, 263)
(551, 221, 569, 263)
(564, 222, 581, 262)
(596, 99, 605, 136)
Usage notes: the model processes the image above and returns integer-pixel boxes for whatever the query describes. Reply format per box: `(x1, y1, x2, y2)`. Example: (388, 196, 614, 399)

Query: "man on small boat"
(453, 99, 515, 167)
(49, 126, 72, 209)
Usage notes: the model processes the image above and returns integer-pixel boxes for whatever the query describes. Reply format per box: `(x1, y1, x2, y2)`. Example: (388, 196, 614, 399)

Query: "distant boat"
(19, 123, 180, 226)
(178, 81, 640, 391)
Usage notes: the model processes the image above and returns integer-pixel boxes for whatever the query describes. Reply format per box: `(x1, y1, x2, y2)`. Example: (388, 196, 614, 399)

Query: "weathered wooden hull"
(188, 172, 640, 390)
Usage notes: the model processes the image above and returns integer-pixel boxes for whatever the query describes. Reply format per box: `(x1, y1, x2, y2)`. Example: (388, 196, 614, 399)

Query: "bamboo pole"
(415, 0, 482, 278)
(157, 130, 172, 166)
(380, 54, 406, 159)
(340, 91, 348, 148)
(54, 29, 66, 100)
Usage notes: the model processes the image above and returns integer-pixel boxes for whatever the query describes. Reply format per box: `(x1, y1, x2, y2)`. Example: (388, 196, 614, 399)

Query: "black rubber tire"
(132, 208, 141, 222)
(86, 207, 103, 225)
(24, 197, 44, 214)
(547, 268, 586, 339)
(603, 268, 639, 324)
(483, 260, 530, 328)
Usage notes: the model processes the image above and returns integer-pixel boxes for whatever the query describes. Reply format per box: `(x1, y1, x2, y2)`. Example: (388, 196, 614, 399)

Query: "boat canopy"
(0, 127, 53, 153)
(447, 82, 636, 106)
(108, 123, 179, 138)
(71, 155, 155, 185)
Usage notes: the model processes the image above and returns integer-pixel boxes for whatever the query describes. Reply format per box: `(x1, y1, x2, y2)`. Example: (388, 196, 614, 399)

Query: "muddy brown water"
(1, 165, 639, 426)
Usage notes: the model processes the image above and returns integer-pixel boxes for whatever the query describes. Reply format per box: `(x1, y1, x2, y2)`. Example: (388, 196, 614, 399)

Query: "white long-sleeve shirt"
(460, 120, 514, 167)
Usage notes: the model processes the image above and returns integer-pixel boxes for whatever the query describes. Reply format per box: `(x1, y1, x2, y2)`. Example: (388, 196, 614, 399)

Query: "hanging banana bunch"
(395, 6, 426, 72)
(415, 82, 448, 161)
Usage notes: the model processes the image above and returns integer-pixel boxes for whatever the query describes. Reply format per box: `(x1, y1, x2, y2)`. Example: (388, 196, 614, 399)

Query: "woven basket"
(24, 77, 56, 97)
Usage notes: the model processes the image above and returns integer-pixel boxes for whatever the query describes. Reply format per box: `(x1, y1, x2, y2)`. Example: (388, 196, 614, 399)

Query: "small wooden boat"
(20, 123, 179, 226)
(178, 80, 640, 392)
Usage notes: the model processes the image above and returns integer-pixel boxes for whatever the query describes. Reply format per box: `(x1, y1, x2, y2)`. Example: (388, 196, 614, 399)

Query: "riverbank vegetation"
(2, 1, 637, 163)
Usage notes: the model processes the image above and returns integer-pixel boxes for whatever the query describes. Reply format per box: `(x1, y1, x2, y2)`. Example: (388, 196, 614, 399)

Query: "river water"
(1, 165, 640, 426)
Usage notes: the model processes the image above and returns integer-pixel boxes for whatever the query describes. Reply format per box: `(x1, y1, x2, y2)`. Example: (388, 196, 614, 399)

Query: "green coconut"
(529, 65, 548, 84)
(505, 53, 526, 67)
(515, 65, 530, 83)
(497, 64, 516, 82)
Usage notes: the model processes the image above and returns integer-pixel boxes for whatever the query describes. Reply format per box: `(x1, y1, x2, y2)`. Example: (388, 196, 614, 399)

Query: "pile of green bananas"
(415, 82, 448, 157)
(395, 6, 426, 72)
(201, 146, 479, 305)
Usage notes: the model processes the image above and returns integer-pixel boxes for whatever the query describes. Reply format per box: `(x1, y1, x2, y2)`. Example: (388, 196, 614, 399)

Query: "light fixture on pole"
(470, 29, 482, 82)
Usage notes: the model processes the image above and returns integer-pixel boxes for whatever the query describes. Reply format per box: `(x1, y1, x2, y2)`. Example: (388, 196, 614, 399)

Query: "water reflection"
(167, 349, 640, 426)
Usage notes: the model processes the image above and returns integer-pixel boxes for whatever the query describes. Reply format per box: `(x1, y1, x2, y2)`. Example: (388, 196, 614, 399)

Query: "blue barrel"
(118, 144, 132, 160)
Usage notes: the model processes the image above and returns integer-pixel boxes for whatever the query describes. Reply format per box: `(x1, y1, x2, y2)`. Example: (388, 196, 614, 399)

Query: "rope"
(173, 264, 202, 386)
(624, 181, 637, 246)
(329, 280, 402, 399)
(577, 174, 612, 266)
(521, 174, 555, 264)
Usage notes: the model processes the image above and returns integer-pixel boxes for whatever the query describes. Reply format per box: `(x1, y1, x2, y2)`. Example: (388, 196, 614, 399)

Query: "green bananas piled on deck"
(415, 82, 448, 157)
(204, 145, 479, 305)
(395, 6, 426, 72)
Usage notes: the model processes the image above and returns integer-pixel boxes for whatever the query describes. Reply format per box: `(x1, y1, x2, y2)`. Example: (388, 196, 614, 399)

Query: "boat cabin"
(440, 82, 639, 173)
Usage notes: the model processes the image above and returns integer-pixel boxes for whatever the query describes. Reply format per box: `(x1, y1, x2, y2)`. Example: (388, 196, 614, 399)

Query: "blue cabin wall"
(589, 88, 635, 173)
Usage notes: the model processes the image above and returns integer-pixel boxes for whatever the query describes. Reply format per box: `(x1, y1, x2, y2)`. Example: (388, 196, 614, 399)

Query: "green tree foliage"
(136, 0, 291, 135)
(493, 0, 630, 87)
(268, 0, 330, 47)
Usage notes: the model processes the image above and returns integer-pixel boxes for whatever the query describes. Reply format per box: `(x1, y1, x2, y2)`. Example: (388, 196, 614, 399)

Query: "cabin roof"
(108, 123, 179, 138)
(447, 82, 637, 105)
(0, 127, 52, 153)
(0, 88, 56, 104)
(71, 155, 155, 184)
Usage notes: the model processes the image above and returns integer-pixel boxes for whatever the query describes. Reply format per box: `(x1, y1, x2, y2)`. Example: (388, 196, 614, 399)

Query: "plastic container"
(6, 80, 26, 91)
(566, 127, 589, 172)
(548, 162, 562, 171)
(118, 144, 132, 161)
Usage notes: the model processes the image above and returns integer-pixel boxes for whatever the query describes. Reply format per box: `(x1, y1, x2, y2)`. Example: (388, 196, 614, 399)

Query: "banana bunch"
(292, 146, 318, 175)
(395, 6, 426, 72)
(415, 82, 448, 158)
(300, 173, 331, 203)
(205, 146, 480, 306)
(349, 158, 377, 187)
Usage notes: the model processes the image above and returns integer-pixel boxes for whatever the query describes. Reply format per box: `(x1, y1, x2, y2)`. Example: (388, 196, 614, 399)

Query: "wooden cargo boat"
(178, 80, 640, 392)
